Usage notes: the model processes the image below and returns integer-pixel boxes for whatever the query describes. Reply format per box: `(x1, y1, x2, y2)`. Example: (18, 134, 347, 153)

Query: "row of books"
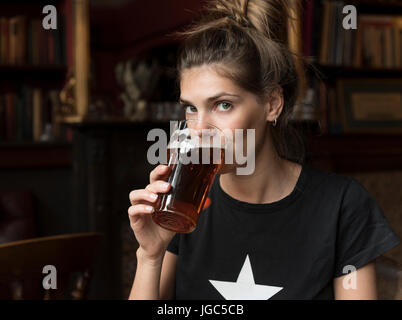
(0, 15, 66, 66)
(357, 14, 402, 69)
(0, 86, 69, 142)
(303, 0, 402, 68)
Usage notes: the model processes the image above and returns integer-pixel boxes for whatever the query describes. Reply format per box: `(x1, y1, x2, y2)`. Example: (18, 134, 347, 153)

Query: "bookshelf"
(0, 0, 74, 147)
(301, 0, 402, 139)
(0, 0, 77, 168)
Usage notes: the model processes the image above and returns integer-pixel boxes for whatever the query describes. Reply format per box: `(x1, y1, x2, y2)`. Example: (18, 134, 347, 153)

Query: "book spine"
(27, 19, 33, 65)
(17, 16, 27, 64)
(335, 1, 345, 66)
(303, 0, 314, 58)
(9, 17, 18, 65)
(25, 86, 33, 141)
(311, 0, 322, 60)
(16, 89, 24, 141)
(32, 19, 40, 65)
(32, 88, 43, 141)
(0, 95, 5, 140)
(5, 93, 17, 140)
(319, 0, 331, 65)
(329, 1, 337, 65)
(58, 14, 66, 66)
(0, 18, 9, 64)
(48, 29, 55, 64)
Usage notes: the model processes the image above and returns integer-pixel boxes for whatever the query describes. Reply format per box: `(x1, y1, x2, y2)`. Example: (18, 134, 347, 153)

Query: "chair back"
(0, 232, 103, 300)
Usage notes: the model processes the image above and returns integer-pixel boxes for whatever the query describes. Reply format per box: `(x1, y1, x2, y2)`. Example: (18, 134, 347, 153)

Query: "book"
(303, 0, 314, 58)
(393, 16, 402, 68)
(8, 17, 18, 65)
(335, 1, 345, 66)
(32, 88, 43, 141)
(8, 16, 27, 65)
(5, 93, 17, 140)
(319, 0, 331, 64)
(0, 95, 5, 140)
(48, 29, 56, 64)
(384, 26, 393, 68)
(311, 0, 323, 60)
(0, 17, 9, 64)
(329, 1, 337, 65)
(22, 86, 33, 141)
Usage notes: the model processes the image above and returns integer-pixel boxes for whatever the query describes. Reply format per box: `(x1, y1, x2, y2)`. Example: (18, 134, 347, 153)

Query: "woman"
(127, 0, 400, 300)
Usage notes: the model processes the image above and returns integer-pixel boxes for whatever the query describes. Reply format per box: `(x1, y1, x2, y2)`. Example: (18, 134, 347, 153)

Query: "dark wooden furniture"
(68, 121, 168, 299)
(0, 232, 103, 299)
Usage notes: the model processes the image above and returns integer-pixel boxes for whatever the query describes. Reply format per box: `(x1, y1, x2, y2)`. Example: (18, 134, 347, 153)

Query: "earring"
(272, 118, 277, 127)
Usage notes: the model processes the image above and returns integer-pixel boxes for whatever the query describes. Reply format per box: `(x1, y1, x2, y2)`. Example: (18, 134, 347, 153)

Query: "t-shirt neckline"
(213, 162, 309, 214)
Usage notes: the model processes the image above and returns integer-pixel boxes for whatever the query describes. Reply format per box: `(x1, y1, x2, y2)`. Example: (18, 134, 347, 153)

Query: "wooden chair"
(0, 232, 103, 300)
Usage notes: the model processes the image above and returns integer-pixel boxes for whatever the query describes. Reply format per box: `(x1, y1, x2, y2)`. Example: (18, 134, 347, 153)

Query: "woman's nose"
(187, 116, 207, 130)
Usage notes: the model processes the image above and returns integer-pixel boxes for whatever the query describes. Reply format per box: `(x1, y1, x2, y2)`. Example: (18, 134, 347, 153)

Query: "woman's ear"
(264, 85, 284, 122)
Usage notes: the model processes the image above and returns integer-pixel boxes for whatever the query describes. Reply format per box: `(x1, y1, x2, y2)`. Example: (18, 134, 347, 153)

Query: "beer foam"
(169, 139, 224, 151)
(168, 128, 224, 151)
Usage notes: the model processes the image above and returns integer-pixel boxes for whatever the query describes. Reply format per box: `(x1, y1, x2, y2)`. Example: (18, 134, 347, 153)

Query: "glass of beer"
(151, 119, 226, 233)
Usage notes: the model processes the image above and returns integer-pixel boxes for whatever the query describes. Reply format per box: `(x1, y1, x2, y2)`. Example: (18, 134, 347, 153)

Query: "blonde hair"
(175, 0, 308, 163)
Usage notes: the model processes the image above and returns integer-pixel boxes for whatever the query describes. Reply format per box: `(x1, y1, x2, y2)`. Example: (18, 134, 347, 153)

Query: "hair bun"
(208, 0, 293, 45)
(211, 0, 250, 28)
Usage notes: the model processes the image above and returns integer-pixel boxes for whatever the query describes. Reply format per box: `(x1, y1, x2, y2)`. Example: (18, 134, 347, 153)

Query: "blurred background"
(0, 0, 401, 299)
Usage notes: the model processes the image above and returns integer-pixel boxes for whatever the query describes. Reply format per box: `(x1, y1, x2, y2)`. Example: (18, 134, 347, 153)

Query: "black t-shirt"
(166, 163, 400, 300)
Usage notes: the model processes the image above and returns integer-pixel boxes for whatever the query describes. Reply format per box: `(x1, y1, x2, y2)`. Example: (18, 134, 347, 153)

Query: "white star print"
(209, 255, 283, 300)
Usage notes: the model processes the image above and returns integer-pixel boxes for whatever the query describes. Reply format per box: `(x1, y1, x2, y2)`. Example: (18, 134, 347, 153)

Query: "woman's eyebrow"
(179, 92, 240, 105)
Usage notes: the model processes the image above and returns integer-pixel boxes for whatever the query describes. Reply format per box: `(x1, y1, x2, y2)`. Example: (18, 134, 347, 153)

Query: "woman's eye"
(185, 106, 197, 113)
(216, 102, 232, 112)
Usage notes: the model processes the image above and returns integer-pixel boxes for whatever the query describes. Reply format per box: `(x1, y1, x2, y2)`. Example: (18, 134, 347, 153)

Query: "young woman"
(127, 0, 400, 300)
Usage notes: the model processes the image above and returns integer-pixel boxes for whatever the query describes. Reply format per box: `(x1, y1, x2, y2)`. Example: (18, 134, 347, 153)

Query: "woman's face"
(179, 65, 273, 174)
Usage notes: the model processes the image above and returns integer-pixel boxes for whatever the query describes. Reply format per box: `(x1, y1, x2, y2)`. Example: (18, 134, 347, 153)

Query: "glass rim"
(167, 119, 227, 150)
(174, 119, 223, 132)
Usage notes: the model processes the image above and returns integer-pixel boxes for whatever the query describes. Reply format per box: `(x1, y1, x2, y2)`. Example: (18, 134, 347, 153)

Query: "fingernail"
(146, 206, 154, 212)
(149, 193, 158, 201)
(163, 182, 170, 189)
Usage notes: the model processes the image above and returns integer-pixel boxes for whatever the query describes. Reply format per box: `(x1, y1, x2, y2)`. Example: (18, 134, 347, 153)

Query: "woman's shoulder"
(303, 163, 354, 194)
(303, 164, 384, 215)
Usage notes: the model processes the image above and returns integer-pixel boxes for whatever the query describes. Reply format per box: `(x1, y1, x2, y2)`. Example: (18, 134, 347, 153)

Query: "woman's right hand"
(128, 164, 176, 263)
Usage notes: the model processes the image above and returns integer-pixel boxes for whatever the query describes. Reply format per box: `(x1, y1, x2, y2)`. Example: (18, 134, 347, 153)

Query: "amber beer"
(152, 145, 224, 233)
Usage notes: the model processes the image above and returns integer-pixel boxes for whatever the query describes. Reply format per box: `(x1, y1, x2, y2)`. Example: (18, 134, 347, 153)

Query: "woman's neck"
(219, 142, 302, 204)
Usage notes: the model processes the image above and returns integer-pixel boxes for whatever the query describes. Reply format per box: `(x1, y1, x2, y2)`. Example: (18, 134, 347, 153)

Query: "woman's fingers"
(128, 165, 172, 230)
(128, 204, 154, 225)
(149, 165, 170, 184)
(128, 204, 154, 216)
(129, 189, 158, 206)
(145, 180, 171, 194)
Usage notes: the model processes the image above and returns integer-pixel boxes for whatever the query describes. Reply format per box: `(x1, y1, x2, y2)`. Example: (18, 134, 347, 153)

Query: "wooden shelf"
(0, 64, 67, 78)
(0, 142, 72, 168)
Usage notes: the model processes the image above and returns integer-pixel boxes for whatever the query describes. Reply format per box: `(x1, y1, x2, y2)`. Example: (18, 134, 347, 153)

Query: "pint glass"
(152, 120, 226, 233)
